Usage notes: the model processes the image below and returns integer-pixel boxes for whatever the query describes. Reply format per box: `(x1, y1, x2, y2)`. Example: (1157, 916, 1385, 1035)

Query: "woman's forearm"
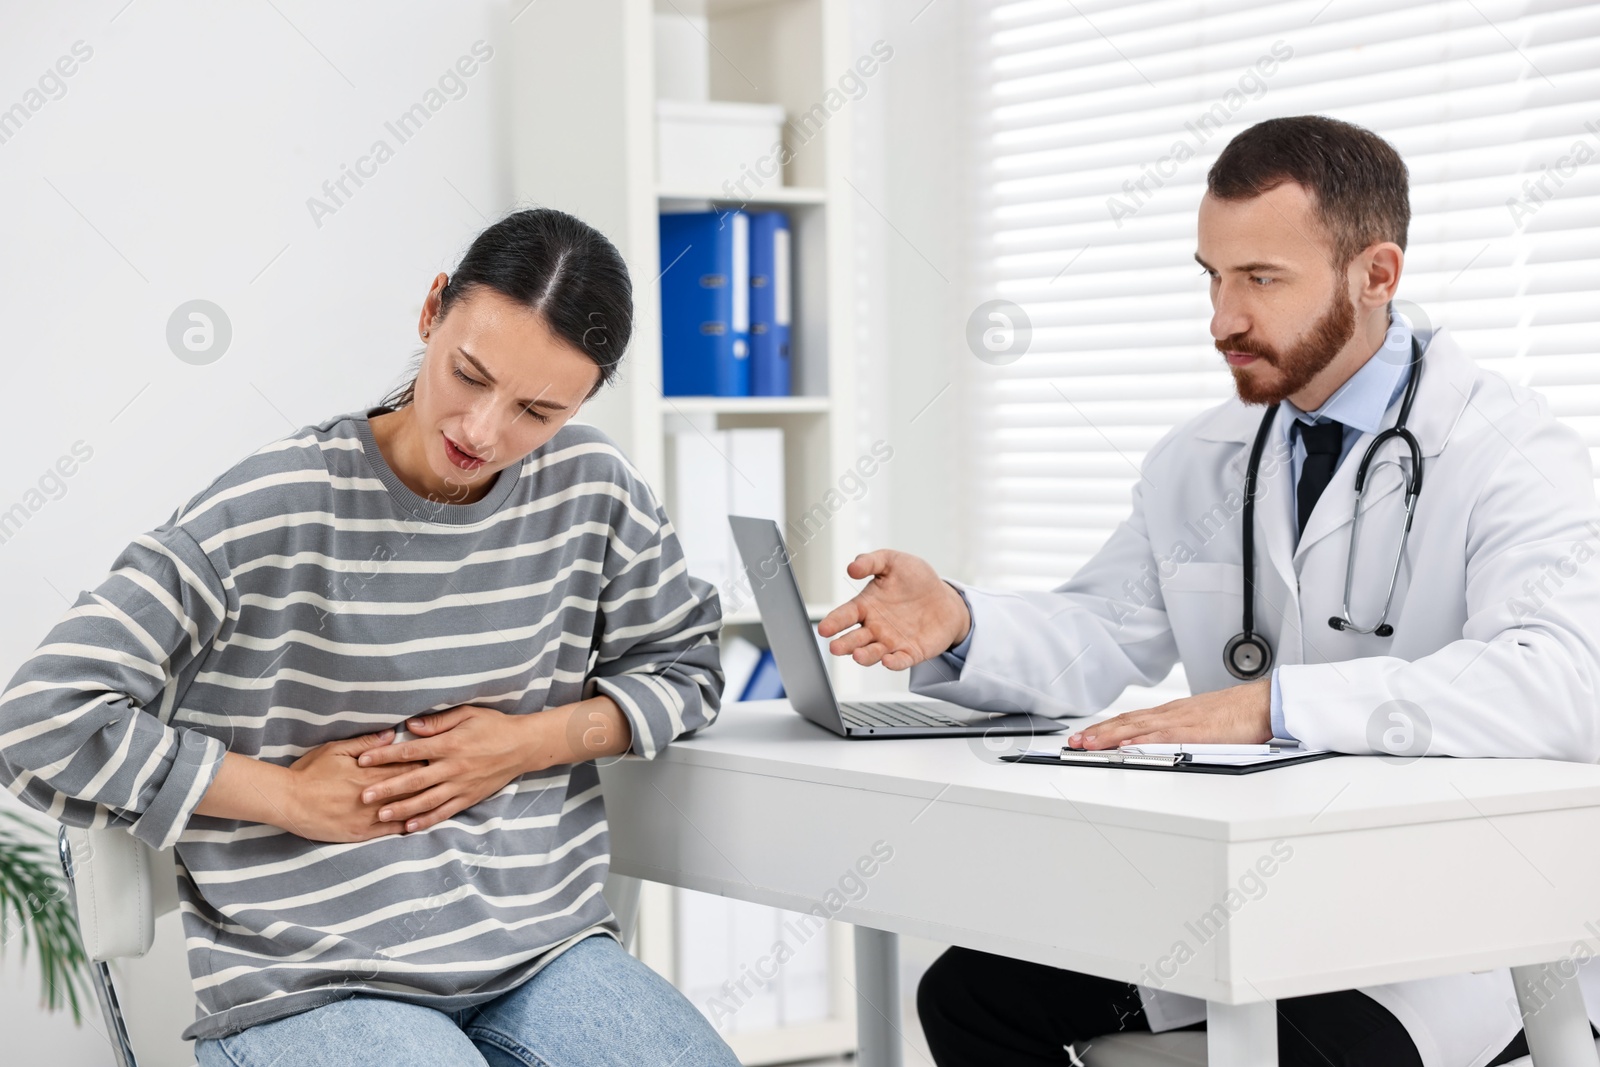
(193, 750, 300, 828)
(524, 695, 634, 771)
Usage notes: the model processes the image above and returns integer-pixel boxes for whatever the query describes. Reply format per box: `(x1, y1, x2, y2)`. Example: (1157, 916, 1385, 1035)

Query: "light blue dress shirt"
(942, 317, 1416, 743)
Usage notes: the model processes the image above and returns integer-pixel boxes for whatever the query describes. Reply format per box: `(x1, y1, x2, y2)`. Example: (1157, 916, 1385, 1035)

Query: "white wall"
(847, 0, 970, 697)
(0, 2, 511, 1061)
(878, 1, 971, 577)
(853, 0, 970, 571)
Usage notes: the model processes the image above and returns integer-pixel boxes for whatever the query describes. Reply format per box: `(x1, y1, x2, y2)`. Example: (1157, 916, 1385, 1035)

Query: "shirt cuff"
(1269, 668, 1296, 743)
(934, 585, 972, 668)
(941, 584, 975, 668)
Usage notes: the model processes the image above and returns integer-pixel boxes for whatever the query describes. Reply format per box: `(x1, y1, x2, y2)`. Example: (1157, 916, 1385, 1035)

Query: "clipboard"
(999, 745, 1342, 775)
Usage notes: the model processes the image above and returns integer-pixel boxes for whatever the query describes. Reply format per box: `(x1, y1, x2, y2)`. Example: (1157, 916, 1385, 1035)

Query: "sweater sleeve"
(581, 465, 724, 760)
(0, 523, 229, 850)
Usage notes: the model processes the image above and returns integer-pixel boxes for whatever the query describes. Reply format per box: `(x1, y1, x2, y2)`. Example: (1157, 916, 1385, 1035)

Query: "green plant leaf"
(0, 810, 91, 1023)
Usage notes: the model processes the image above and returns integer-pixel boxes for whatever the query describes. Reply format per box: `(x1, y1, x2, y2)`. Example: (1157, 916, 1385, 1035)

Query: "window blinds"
(964, 0, 1600, 706)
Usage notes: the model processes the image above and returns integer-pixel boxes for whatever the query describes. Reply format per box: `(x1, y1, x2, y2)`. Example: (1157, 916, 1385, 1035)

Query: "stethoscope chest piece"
(1223, 631, 1273, 680)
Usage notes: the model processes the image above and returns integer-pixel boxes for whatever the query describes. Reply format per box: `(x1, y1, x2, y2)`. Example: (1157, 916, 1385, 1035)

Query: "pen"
(1117, 744, 1277, 755)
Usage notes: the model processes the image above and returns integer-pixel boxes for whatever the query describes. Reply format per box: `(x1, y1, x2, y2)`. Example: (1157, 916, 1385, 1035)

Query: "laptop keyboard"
(839, 700, 970, 729)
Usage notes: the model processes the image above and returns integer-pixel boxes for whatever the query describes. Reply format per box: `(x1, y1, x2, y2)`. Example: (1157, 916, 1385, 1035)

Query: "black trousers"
(917, 946, 1537, 1067)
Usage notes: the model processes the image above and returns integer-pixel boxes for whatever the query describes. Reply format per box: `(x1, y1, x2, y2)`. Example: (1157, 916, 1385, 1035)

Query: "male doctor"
(818, 116, 1600, 1067)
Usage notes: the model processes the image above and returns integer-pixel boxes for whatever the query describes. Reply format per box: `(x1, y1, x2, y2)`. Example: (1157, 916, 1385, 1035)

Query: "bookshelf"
(658, 185, 828, 205)
(509, 1, 862, 1061)
(665, 395, 832, 415)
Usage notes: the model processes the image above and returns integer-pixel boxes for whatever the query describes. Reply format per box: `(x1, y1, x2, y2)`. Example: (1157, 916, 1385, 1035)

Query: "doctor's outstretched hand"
(817, 550, 972, 670)
(1066, 679, 1273, 749)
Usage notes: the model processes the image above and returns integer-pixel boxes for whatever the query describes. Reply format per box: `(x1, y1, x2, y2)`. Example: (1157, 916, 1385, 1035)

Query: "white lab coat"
(909, 327, 1600, 1067)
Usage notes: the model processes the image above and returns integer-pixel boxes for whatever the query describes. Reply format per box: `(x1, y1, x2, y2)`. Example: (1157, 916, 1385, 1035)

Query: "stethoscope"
(1223, 336, 1426, 681)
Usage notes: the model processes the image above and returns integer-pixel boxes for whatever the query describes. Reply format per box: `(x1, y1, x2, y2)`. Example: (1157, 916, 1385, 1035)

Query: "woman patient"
(0, 208, 740, 1066)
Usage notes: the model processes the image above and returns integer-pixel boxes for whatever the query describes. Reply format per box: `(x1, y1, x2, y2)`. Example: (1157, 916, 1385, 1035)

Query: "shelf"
(702, 0, 798, 16)
(662, 395, 831, 415)
(724, 1016, 856, 1065)
(658, 184, 827, 206)
(515, 2, 860, 1058)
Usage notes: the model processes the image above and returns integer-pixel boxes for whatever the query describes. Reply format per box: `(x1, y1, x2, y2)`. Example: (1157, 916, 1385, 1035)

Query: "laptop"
(727, 515, 1068, 739)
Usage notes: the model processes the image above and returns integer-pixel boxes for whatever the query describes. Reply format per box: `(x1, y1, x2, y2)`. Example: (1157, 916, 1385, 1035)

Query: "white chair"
(1076, 1020, 1598, 1067)
(1082, 1033, 1208, 1066)
(56, 826, 643, 1067)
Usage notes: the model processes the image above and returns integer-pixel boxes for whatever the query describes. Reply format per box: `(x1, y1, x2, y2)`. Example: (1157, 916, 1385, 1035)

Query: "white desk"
(600, 700, 1600, 1067)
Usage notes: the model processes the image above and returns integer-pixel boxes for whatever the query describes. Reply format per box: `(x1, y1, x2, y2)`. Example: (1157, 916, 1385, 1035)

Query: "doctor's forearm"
(911, 580, 1177, 717)
(1276, 639, 1600, 759)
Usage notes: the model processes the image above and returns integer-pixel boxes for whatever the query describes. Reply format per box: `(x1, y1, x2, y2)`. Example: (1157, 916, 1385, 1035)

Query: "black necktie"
(1295, 419, 1345, 537)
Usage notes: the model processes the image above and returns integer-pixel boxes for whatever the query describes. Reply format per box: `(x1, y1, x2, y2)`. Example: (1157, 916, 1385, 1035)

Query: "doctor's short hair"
(1207, 116, 1410, 271)
(379, 206, 633, 410)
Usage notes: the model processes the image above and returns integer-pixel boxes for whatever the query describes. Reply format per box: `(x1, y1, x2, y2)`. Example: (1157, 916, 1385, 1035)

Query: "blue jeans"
(194, 932, 741, 1067)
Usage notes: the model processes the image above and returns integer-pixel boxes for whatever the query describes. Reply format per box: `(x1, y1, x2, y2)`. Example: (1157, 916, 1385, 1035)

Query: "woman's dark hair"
(1207, 115, 1409, 272)
(379, 207, 633, 409)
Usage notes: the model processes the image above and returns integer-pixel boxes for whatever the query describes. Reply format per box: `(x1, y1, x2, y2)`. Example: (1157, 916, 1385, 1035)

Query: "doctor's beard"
(1219, 286, 1356, 405)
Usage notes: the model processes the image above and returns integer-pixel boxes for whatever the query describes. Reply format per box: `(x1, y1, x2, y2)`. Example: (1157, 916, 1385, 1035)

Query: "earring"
(423, 330, 429, 338)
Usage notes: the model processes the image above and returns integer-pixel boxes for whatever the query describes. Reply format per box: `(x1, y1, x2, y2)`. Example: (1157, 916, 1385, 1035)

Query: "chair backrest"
(61, 827, 177, 962)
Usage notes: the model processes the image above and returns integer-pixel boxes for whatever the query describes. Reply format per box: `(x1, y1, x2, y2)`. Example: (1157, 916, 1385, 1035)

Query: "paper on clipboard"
(1011, 743, 1329, 768)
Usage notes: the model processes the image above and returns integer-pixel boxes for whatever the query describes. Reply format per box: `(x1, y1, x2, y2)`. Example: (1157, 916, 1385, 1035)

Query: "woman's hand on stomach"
(355, 697, 633, 832)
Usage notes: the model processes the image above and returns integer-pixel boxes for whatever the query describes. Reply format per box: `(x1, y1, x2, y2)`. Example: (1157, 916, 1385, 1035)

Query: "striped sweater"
(0, 407, 723, 1039)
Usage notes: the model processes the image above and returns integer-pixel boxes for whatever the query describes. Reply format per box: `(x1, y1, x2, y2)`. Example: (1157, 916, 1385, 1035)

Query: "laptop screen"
(726, 515, 846, 732)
